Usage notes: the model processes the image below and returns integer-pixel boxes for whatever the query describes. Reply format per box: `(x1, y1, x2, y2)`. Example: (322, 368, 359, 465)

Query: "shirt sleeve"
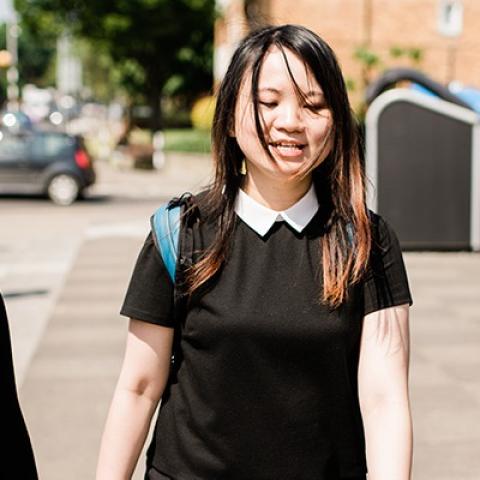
(362, 213, 413, 316)
(120, 231, 175, 327)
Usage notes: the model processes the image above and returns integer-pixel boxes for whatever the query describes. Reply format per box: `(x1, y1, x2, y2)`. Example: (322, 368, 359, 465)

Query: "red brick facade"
(214, 0, 480, 108)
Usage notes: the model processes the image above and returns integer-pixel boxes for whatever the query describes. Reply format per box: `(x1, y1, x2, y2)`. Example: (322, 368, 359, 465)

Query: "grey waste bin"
(365, 88, 480, 251)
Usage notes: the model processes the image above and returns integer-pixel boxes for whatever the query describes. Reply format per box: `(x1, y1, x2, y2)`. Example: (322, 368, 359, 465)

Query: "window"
(438, 0, 463, 37)
(31, 133, 74, 159)
(0, 133, 29, 162)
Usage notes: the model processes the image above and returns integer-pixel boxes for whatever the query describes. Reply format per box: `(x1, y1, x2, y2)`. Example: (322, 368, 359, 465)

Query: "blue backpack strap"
(151, 203, 181, 283)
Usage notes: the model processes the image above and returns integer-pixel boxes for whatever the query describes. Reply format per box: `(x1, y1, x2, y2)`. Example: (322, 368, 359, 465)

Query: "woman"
(97, 24, 413, 480)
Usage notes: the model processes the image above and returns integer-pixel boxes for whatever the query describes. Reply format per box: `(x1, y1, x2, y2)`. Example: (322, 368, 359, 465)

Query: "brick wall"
(216, 0, 480, 109)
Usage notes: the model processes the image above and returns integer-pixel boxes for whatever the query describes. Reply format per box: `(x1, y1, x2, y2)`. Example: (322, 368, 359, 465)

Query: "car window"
(31, 133, 75, 159)
(0, 134, 29, 162)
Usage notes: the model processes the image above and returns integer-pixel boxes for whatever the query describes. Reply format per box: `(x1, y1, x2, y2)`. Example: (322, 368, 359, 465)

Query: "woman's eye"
(305, 103, 325, 111)
(259, 101, 277, 108)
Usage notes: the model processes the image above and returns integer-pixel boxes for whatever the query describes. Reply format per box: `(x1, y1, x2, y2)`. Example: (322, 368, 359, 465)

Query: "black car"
(0, 129, 95, 205)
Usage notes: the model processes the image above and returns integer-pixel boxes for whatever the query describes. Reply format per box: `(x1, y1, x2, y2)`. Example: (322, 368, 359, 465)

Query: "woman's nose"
(274, 102, 304, 132)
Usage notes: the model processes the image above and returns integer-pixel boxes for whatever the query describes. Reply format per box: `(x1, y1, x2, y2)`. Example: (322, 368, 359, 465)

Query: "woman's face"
(233, 46, 333, 186)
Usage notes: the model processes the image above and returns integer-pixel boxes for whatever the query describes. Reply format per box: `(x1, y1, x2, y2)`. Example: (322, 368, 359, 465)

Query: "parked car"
(0, 129, 95, 205)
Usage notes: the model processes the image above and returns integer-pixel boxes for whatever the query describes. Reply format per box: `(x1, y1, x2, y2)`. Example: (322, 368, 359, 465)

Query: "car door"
(0, 132, 34, 192)
(30, 132, 76, 184)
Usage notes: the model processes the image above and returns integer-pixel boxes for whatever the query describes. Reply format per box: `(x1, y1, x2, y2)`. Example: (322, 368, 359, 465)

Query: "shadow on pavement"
(0, 192, 111, 204)
(3, 289, 49, 299)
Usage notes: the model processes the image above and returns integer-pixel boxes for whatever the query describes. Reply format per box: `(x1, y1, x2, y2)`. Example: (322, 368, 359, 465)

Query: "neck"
(242, 172, 312, 211)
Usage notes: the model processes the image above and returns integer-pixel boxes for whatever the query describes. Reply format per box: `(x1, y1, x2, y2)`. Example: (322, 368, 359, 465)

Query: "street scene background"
(1, 0, 480, 479)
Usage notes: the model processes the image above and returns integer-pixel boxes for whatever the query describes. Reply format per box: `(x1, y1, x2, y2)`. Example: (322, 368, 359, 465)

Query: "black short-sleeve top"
(120, 195, 413, 480)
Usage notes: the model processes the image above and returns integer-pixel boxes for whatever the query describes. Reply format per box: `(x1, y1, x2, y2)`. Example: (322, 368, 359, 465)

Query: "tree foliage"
(16, 0, 215, 129)
(0, 5, 59, 104)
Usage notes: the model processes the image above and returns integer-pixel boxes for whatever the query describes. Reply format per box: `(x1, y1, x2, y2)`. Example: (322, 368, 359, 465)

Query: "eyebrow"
(258, 87, 324, 98)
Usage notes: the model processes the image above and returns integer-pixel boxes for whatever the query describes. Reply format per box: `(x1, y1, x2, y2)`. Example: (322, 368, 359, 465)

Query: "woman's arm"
(96, 319, 174, 480)
(358, 304, 413, 480)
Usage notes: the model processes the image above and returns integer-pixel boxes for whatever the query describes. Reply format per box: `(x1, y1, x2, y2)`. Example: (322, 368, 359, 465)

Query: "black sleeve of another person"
(0, 292, 38, 479)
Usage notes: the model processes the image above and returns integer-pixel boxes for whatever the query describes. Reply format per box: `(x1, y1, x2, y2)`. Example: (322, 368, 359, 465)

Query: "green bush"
(190, 95, 216, 131)
(164, 129, 211, 153)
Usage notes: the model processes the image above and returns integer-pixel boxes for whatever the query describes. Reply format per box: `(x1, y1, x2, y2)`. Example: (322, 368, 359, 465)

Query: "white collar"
(234, 184, 319, 237)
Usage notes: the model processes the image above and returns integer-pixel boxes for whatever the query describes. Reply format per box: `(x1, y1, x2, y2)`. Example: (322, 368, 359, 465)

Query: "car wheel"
(47, 174, 80, 206)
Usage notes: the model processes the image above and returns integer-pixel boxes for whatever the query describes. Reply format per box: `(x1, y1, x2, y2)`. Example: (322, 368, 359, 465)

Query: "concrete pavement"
(20, 236, 146, 479)
(6, 155, 480, 479)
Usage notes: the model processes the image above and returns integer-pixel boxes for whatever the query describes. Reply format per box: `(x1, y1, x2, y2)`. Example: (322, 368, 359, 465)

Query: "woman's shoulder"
(167, 188, 212, 212)
(368, 209, 397, 236)
(152, 189, 213, 226)
(165, 188, 217, 235)
(366, 209, 403, 255)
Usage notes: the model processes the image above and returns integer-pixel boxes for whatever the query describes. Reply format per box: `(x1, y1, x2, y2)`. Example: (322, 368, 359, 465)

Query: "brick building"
(214, 0, 480, 109)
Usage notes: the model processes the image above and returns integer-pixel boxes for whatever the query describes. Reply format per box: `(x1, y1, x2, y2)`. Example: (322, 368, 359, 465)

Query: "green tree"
(0, 7, 59, 105)
(352, 44, 424, 119)
(19, 0, 215, 130)
(389, 46, 423, 66)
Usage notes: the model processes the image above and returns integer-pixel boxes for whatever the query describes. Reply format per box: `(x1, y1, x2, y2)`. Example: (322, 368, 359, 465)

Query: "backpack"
(151, 202, 182, 283)
(151, 192, 199, 284)
(151, 193, 197, 378)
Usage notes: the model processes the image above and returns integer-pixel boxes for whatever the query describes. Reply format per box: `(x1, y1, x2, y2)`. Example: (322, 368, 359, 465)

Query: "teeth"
(272, 143, 303, 148)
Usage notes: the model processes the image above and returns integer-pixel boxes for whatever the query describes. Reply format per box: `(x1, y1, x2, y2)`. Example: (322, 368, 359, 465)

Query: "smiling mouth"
(269, 142, 306, 151)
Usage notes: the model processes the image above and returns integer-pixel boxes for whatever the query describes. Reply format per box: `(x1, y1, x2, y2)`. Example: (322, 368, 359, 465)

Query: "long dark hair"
(186, 24, 371, 308)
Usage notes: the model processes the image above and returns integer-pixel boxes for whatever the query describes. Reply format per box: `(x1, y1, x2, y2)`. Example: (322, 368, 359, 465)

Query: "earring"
(240, 158, 247, 175)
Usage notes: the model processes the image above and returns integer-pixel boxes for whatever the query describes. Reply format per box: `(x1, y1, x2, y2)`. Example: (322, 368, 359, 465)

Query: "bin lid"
(411, 83, 480, 114)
